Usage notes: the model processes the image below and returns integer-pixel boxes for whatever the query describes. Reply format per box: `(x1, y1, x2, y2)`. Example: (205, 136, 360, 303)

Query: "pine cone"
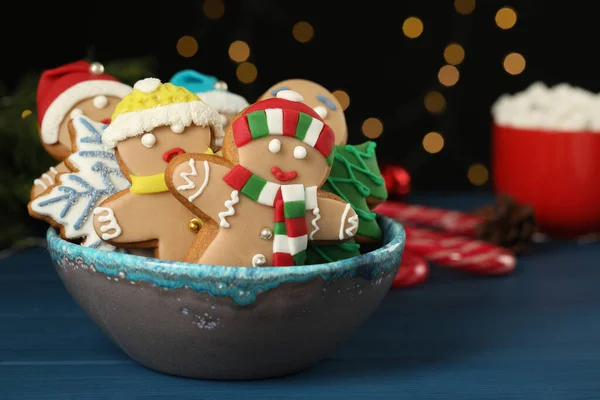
(473, 195, 536, 254)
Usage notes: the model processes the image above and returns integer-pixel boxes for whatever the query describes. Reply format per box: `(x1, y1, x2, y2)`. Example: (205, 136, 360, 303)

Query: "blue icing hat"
(170, 69, 219, 93)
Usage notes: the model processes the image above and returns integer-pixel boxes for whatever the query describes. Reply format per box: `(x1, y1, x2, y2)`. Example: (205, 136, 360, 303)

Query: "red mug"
(492, 123, 600, 238)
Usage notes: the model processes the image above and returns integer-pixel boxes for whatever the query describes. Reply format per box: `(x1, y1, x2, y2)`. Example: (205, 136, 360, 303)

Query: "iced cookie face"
(237, 135, 330, 187)
(56, 95, 122, 153)
(117, 125, 212, 176)
(260, 79, 347, 145)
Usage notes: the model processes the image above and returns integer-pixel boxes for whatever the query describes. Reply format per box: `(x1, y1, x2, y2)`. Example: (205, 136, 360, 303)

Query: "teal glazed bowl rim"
(47, 215, 405, 306)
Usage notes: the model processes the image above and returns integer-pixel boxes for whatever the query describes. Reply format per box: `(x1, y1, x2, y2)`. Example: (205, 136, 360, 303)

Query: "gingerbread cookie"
(259, 79, 347, 145)
(31, 61, 131, 199)
(170, 69, 249, 149)
(165, 89, 358, 267)
(91, 78, 224, 261)
(28, 115, 131, 250)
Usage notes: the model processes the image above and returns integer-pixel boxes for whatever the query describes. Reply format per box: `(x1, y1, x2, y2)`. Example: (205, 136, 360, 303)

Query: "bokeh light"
(454, 0, 476, 15)
(422, 132, 445, 154)
(332, 90, 350, 111)
(438, 65, 460, 86)
(203, 0, 224, 19)
(236, 62, 258, 84)
(503, 52, 526, 75)
(424, 91, 446, 114)
(468, 163, 489, 186)
(228, 40, 250, 63)
(176, 36, 198, 58)
(402, 17, 423, 39)
(293, 21, 314, 43)
(495, 7, 517, 29)
(362, 118, 384, 139)
(444, 43, 465, 65)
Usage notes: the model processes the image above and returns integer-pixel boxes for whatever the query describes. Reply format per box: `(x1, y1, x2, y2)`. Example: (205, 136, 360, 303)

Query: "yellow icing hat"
(102, 78, 224, 149)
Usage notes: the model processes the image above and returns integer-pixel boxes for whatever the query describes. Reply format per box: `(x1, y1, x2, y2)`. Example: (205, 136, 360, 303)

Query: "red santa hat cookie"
(37, 60, 132, 145)
(231, 90, 336, 164)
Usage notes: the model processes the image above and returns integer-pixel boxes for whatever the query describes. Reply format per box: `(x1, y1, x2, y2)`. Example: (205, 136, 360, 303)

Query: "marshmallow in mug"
(492, 81, 600, 132)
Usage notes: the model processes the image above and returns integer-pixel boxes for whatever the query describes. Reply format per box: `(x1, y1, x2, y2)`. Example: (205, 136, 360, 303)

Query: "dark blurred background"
(1, 0, 598, 246)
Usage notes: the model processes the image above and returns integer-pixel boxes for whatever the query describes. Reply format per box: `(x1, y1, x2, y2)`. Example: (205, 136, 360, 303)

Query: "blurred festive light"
(424, 91, 446, 114)
(362, 118, 384, 139)
(454, 0, 476, 15)
(236, 62, 258, 84)
(495, 7, 517, 29)
(422, 132, 444, 154)
(293, 21, 314, 43)
(176, 36, 198, 58)
(444, 43, 465, 65)
(438, 65, 460, 86)
(503, 52, 526, 75)
(402, 17, 423, 39)
(21, 109, 32, 119)
(203, 0, 224, 19)
(228, 40, 250, 63)
(468, 163, 489, 186)
(332, 90, 350, 111)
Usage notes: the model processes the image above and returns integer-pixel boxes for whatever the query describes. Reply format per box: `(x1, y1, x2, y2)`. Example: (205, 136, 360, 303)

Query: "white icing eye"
(313, 106, 328, 119)
(294, 145, 307, 160)
(171, 124, 184, 133)
(268, 138, 281, 154)
(141, 133, 156, 148)
(93, 95, 108, 109)
(276, 90, 304, 102)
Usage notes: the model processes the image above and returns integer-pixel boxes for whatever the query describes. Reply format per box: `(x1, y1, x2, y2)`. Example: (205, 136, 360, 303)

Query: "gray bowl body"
(47, 215, 405, 380)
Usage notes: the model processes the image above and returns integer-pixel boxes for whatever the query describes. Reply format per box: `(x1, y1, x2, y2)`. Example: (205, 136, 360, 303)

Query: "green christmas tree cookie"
(306, 141, 388, 264)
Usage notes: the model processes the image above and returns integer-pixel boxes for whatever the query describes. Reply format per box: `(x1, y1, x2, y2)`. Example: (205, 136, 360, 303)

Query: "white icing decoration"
(34, 179, 47, 190)
(305, 186, 318, 210)
(293, 146, 307, 160)
(141, 133, 156, 148)
(309, 207, 321, 240)
(171, 124, 184, 134)
(197, 90, 249, 115)
(93, 207, 122, 240)
(70, 108, 83, 119)
(313, 105, 328, 119)
(42, 173, 54, 185)
(276, 90, 304, 102)
(50, 166, 58, 174)
(346, 214, 359, 238)
(218, 190, 239, 228)
(30, 115, 130, 250)
(178, 159, 210, 203)
(268, 138, 281, 154)
(218, 114, 228, 126)
(339, 203, 352, 240)
(134, 77, 161, 93)
(93, 95, 108, 109)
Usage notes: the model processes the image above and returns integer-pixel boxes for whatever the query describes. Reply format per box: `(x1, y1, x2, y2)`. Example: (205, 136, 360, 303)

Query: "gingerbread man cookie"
(259, 79, 347, 145)
(31, 60, 131, 199)
(91, 78, 224, 261)
(166, 90, 358, 267)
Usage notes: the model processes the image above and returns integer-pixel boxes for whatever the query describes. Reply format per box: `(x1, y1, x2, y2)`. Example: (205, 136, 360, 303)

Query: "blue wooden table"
(2, 194, 600, 399)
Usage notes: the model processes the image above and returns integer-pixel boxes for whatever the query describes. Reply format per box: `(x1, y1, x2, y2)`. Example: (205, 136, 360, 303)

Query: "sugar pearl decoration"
(214, 80, 228, 91)
(89, 62, 104, 75)
(134, 78, 161, 94)
(188, 218, 204, 232)
(313, 105, 328, 119)
(70, 108, 83, 119)
(93, 95, 108, 109)
(141, 133, 156, 148)
(259, 228, 273, 240)
(276, 90, 304, 102)
(171, 124, 184, 134)
(269, 138, 281, 154)
(252, 254, 267, 267)
(294, 146, 307, 160)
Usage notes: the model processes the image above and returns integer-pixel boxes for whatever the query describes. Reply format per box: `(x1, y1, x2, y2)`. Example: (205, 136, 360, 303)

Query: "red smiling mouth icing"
(271, 166, 298, 182)
(162, 148, 185, 163)
(101, 118, 111, 125)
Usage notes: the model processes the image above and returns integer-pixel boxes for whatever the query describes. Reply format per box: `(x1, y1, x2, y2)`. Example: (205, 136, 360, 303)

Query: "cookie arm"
(30, 162, 70, 200)
(92, 190, 152, 244)
(307, 196, 359, 242)
(166, 154, 235, 223)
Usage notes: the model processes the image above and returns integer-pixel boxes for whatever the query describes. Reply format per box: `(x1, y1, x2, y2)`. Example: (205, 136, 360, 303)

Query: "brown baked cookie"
(259, 79, 348, 145)
(165, 89, 358, 267)
(90, 78, 224, 261)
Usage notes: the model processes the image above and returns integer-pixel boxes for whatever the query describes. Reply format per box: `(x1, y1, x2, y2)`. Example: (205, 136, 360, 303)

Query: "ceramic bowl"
(46, 215, 405, 380)
(492, 123, 600, 237)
